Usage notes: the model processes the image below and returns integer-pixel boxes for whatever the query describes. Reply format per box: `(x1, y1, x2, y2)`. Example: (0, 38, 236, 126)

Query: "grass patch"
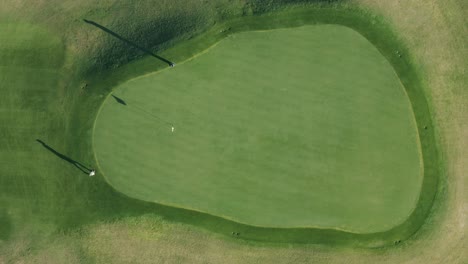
(0, 3, 448, 262)
(78, 7, 440, 247)
(94, 24, 422, 233)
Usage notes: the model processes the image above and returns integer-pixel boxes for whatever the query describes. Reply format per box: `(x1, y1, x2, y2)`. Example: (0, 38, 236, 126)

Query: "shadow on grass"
(36, 139, 91, 175)
(110, 94, 172, 126)
(111, 94, 127, 105)
(83, 19, 175, 67)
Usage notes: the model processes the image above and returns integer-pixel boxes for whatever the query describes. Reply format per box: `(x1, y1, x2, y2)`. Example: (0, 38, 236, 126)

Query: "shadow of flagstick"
(111, 95, 127, 106)
(111, 94, 173, 126)
(36, 139, 91, 175)
(83, 19, 175, 67)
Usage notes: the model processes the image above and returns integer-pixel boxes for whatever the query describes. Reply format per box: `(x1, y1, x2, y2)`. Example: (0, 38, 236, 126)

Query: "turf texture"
(94, 25, 422, 233)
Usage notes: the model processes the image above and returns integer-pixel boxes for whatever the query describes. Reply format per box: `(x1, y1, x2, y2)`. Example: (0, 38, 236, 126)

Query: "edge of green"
(84, 6, 441, 247)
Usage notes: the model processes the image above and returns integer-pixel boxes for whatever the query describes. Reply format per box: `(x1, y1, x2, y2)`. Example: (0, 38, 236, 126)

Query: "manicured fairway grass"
(0, 23, 66, 239)
(94, 25, 422, 233)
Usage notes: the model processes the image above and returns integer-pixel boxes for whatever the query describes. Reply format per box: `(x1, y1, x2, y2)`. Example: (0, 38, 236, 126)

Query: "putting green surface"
(94, 25, 422, 233)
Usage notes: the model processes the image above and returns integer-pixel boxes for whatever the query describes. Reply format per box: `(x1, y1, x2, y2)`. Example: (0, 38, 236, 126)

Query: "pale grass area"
(82, 225, 326, 263)
(350, 0, 468, 263)
(0, 228, 81, 264)
(0, 0, 466, 263)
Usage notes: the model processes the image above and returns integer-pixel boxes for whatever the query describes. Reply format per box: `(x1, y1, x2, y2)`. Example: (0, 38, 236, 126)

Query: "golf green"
(94, 25, 422, 233)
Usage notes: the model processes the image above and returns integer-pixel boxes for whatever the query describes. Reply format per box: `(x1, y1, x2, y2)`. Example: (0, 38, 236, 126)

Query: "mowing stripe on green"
(94, 25, 422, 233)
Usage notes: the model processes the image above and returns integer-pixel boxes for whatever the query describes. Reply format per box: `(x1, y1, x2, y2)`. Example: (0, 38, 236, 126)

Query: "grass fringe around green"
(69, 6, 441, 247)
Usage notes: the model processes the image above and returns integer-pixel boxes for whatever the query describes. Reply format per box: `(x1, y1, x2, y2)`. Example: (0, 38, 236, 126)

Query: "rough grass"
(0, 0, 466, 263)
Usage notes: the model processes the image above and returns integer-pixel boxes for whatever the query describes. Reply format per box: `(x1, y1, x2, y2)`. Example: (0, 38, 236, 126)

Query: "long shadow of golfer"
(83, 19, 174, 67)
(36, 139, 91, 175)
